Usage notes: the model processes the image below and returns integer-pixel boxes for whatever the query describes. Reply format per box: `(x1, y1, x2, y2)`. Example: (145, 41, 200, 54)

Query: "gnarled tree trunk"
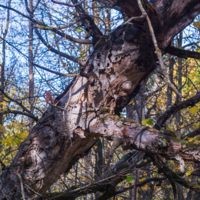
(1, 0, 200, 199)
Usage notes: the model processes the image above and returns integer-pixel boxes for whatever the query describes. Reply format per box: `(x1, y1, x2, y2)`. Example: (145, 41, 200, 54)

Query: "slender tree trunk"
(186, 189, 195, 200)
(84, 152, 93, 200)
(166, 40, 174, 109)
(174, 32, 183, 200)
(176, 32, 183, 139)
(0, 0, 11, 136)
(191, 164, 200, 200)
(95, 139, 103, 198)
(28, 0, 34, 129)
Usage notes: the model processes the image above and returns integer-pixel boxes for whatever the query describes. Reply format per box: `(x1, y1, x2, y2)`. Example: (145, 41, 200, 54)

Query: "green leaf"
(126, 176, 133, 183)
(75, 28, 83, 32)
(147, 120, 154, 125)
(153, 173, 158, 177)
(142, 119, 154, 126)
(36, 25, 51, 29)
(121, 155, 125, 159)
(189, 106, 199, 114)
(168, 126, 172, 130)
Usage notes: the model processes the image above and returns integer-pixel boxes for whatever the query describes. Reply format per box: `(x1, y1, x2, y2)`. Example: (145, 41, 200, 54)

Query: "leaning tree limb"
(72, 0, 103, 45)
(181, 127, 200, 139)
(154, 91, 200, 130)
(165, 46, 200, 59)
(151, 0, 200, 49)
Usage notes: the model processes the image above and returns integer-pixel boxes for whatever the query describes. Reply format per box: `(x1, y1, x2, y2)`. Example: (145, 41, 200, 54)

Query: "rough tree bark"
(1, 0, 200, 199)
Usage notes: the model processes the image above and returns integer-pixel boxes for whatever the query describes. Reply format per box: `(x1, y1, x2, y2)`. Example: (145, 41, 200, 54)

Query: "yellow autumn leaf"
(49, 33, 54, 36)
(139, 177, 146, 182)
(141, 119, 149, 126)
(186, 169, 195, 177)
(53, 186, 57, 191)
(20, 133, 28, 139)
(194, 123, 199, 128)
(189, 106, 199, 114)
(93, 145, 98, 150)
(193, 21, 200, 29)
(0, 125, 5, 132)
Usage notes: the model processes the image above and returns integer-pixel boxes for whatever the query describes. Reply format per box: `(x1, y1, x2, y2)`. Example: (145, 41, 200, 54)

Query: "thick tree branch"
(181, 127, 200, 139)
(152, 0, 200, 48)
(95, 0, 121, 11)
(113, 0, 142, 18)
(154, 91, 200, 130)
(72, 0, 103, 45)
(89, 114, 200, 163)
(115, 0, 160, 33)
(165, 46, 200, 59)
(0, 110, 38, 122)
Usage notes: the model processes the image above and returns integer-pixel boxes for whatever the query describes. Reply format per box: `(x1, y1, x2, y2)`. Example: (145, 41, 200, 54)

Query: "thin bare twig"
(51, 0, 85, 7)
(123, 15, 145, 25)
(14, 172, 25, 200)
(0, 185, 8, 200)
(0, 36, 79, 77)
(136, 0, 184, 98)
(25, 184, 44, 199)
(34, 20, 80, 30)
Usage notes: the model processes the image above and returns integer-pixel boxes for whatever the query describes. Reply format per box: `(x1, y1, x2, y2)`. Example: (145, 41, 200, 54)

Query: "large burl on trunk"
(1, 0, 200, 199)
